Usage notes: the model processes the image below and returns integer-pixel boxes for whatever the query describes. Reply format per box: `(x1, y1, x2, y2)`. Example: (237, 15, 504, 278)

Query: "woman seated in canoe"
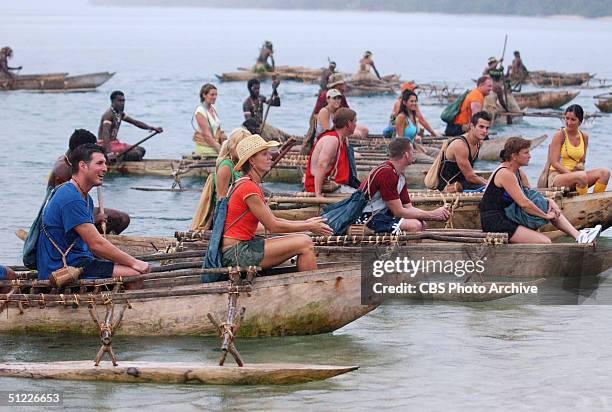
(190, 127, 251, 231)
(480, 137, 601, 244)
(221, 134, 333, 271)
(390, 85, 438, 138)
(192, 83, 225, 157)
(546, 104, 609, 194)
(316, 89, 343, 136)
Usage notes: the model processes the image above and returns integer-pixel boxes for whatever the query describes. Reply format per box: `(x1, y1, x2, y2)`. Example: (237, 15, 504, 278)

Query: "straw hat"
(488, 56, 497, 64)
(234, 134, 280, 171)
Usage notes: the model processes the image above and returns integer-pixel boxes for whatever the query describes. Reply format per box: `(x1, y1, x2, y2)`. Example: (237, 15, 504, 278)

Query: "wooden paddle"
(96, 186, 107, 237)
(115, 130, 161, 161)
(260, 75, 279, 135)
(262, 137, 297, 180)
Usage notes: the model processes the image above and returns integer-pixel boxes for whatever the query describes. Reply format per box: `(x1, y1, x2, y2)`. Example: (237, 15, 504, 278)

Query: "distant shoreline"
(90, 0, 612, 19)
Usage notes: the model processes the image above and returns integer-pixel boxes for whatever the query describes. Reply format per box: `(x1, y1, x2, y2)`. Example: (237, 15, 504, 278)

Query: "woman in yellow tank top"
(547, 105, 610, 195)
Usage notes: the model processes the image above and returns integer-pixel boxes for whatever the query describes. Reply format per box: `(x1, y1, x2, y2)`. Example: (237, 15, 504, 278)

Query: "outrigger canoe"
(0, 264, 375, 337)
(514, 91, 579, 109)
(0, 361, 358, 385)
(0, 72, 114, 92)
(527, 71, 594, 87)
(92, 231, 612, 280)
(595, 98, 612, 113)
(216, 66, 326, 83)
(267, 190, 612, 239)
(343, 74, 400, 96)
(106, 158, 447, 186)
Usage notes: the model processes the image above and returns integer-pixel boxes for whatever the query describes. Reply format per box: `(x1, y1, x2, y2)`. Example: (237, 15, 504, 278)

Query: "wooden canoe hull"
(595, 98, 612, 113)
(0, 266, 376, 337)
(515, 91, 579, 109)
(108, 235, 611, 280)
(107, 158, 436, 185)
(528, 71, 593, 87)
(0, 361, 358, 385)
(272, 191, 612, 236)
(3, 72, 114, 92)
(216, 65, 325, 83)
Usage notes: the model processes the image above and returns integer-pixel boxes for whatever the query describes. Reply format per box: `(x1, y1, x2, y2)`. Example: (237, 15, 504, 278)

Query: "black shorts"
(480, 210, 519, 238)
(74, 257, 114, 279)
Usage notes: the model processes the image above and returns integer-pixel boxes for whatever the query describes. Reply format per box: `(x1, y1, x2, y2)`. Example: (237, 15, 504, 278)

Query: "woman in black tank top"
(480, 137, 584, 244)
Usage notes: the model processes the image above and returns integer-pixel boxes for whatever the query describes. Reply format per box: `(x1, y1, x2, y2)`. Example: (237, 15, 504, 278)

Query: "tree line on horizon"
(95, 0, 612, 18)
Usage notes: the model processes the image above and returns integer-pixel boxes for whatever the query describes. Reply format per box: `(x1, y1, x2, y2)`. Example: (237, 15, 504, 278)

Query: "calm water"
(1, 1, 612, 410)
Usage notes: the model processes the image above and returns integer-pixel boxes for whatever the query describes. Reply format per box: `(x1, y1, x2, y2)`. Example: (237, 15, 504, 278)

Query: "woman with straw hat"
(221, 134, 333, 271)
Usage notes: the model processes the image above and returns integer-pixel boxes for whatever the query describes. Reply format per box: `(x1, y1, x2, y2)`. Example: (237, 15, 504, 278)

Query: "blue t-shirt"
(0, 265, 7, 280)
(36, 183, 95, 280)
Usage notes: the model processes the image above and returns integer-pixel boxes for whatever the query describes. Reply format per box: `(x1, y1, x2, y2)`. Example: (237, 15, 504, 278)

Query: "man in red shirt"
(305, 108, 359, 197)
(358, 139, 450, 233)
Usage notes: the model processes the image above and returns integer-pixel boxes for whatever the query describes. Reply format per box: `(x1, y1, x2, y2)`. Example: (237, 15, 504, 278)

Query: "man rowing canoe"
(0, 46, 21, 86)
(98, 90, 163, 161)
(243, 78, 280, 124)
(48, 129, 130, 234)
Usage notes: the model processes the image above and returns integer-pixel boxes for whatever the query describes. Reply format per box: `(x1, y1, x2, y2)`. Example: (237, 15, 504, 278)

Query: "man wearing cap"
(319, 61, 337, 92)
(98, 90, 163, 161)
(305, 108, 360, 197)
(444, 76, 492, 137)
(483, 56, 508, 110)
(221, 134, 332, 272)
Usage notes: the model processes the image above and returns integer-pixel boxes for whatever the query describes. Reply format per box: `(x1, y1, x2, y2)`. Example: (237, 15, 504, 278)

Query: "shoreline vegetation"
(91, 0, 612, 19)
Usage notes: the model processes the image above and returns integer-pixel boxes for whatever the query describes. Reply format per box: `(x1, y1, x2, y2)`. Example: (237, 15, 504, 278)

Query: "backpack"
(202, 178, 250, 280)
(22, 185, 57, 269)
(423, 139, 451, 190)
(440, 90, 470, 124)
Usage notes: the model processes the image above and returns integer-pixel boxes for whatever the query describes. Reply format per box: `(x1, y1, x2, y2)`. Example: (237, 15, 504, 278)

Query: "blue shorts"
(0, 265, 7, 280)
(358, 211, 402, 233)
(73, 258, 114, 279)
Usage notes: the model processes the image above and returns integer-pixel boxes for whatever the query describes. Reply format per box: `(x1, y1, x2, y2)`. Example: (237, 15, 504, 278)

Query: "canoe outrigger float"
(0, 361, 358, 385)
(514, 90, 579, 109)
(1, 72, 114, 92)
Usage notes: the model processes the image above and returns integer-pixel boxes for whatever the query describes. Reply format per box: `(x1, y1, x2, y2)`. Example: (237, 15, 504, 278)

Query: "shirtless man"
(48, 129, 130, 234)
(356, 50, 381, 81)
(304, 108, 360, 197)
(243, 78, 280, 124)
(507, 51, 529, 90)
(437, 111, 491, 192)
(0, 47, 21, 84)
(254, 41, 275, 73)
(98, 91, 163, 161)
(319, 61, 336, 92)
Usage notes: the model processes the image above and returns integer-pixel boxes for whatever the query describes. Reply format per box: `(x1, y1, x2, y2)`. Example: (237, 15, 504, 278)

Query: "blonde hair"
(216, 127, 251, 167)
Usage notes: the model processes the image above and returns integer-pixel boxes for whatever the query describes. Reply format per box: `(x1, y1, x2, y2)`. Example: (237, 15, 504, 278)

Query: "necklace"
(71, 178, 87, 197)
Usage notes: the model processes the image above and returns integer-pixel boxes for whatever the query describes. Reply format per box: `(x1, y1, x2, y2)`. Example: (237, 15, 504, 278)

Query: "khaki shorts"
(547, 170, 560, 188)
(221, 237, 265, 268)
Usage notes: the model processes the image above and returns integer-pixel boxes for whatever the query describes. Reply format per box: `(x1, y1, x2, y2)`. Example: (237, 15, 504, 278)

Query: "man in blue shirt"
(0, 265, 15, 293)
(36, 144, 149, 287)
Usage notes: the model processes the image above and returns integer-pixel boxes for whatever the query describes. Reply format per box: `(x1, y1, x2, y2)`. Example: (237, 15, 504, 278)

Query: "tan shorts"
(547, 170, 560, 188)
